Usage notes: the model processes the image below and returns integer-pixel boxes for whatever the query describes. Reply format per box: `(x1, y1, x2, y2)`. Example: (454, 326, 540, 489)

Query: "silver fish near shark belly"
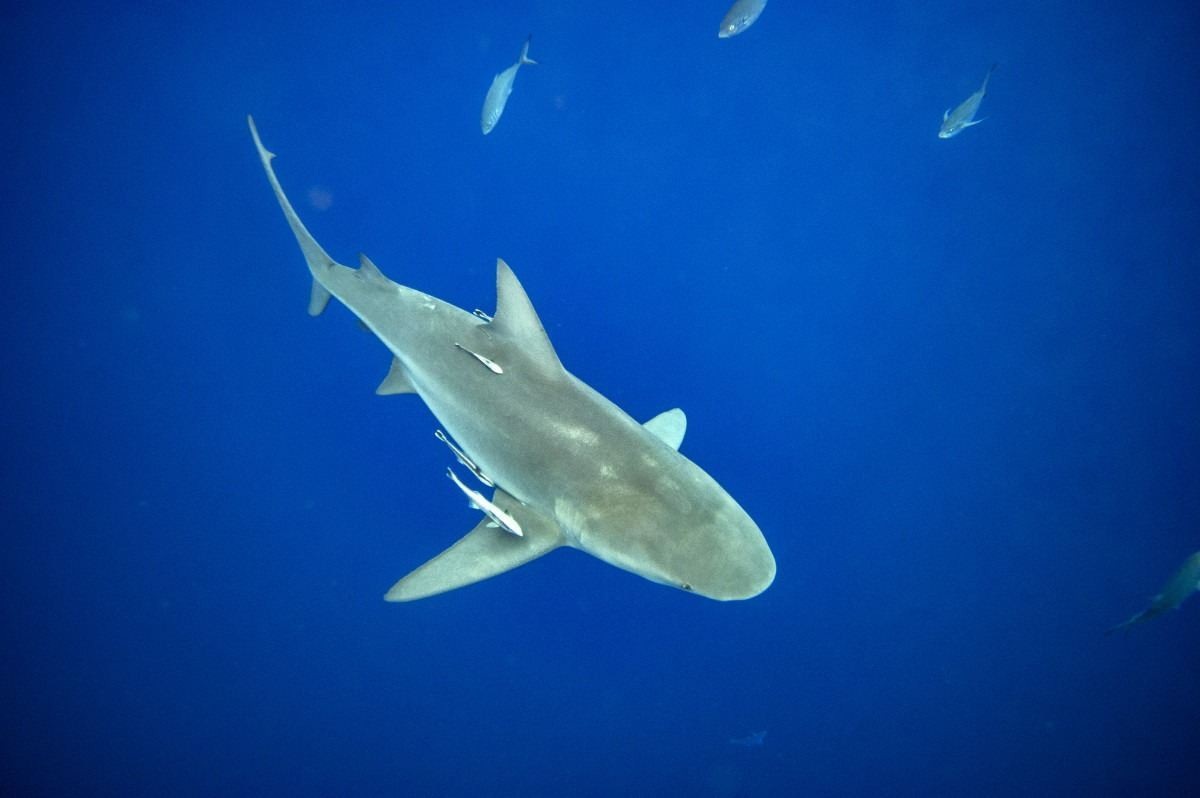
(939, 63, 997, 139)
(248, 116, 776, 602)
(480, 36, 537, 135)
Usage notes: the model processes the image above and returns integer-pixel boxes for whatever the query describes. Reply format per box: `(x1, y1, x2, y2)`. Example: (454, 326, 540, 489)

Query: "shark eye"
(680, 583, 693, 592)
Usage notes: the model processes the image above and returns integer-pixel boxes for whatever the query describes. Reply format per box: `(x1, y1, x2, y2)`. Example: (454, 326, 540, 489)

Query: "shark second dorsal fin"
(643, 408, 687, 450)
(490, 259, 563, 377)
(375, 357, 416, 395)
(384, 488, 564, 601)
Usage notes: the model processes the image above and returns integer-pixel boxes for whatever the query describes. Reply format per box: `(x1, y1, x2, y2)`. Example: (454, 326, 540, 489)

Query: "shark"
(247, 116, 776, 602)
(1107, 550, 1200, 635)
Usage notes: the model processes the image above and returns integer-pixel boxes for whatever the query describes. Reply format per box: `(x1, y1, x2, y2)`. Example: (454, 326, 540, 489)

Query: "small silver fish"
(454, 342, 503, 374)
(718, 0, 768, 38)
(938, 64, 997, 139)
(1107, 550, 1200, 635)
(480, 36, 537, 135)
(729, 730, 767, 747)
(435, 429, 494, 488)
(446, 468, 523, 537)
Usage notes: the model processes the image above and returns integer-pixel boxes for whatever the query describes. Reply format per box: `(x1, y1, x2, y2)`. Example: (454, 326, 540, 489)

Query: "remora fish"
(480, 36, 537, 135)
(718, 0, 768, 38)
(938, 64, 997, 139)
(1107, 550, 1200, 635)
(248, 117, 776, 602)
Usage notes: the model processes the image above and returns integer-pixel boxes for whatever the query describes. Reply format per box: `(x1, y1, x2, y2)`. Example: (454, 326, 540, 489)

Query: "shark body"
(248, 116, 775, 602)
(1107, 550, 1200, 635)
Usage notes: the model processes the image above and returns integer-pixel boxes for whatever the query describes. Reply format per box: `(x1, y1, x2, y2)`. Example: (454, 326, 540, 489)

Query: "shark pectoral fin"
(384, 490, 564, 601)
(965, 117, 987, 128)
(643, 408, 687, 450)
(375, 357, 416, 395)
(489, 259, 564, 377)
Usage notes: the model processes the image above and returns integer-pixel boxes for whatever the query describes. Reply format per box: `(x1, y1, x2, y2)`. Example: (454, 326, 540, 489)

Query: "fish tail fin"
(520, 35, 537, 66)
(982, 63, 998, 92)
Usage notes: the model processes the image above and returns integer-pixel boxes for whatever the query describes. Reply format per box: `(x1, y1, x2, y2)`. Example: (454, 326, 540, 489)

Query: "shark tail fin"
(1105, 610, 1147, 636)
(247, 115, 343, 316)
(384, 489, 564, 601)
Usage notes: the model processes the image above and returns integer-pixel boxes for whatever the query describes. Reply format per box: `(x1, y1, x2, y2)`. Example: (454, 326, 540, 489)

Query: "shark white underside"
(248, 116, 775, 601)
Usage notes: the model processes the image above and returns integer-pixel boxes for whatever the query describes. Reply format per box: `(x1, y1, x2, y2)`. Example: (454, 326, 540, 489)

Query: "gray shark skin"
(1107, 550, 1200, 635)
(248, 116, 775, 602)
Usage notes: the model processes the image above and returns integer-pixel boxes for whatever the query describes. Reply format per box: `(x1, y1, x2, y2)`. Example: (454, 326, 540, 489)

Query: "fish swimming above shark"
(718, 0, 768, 38)
(938, 64, 997, 139)
(729, 730, 767, 747)
(247, 116, 776, 602)
(1107, 550, 1200, 635)
(480, 36, 537, 135)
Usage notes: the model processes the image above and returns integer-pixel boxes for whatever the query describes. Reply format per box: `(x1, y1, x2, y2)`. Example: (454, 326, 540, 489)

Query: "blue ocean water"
(3, 2, 1198, 795)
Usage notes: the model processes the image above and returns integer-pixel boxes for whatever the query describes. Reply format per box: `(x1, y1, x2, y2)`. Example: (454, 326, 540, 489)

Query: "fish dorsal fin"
(490, 258, 563, 376)
(375, 357, 416, 395)
(384, 488, 565, 601)
(643, 408, 687, 450)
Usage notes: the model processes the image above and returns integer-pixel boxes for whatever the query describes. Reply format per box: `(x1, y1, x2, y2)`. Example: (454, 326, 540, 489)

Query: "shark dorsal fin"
(490, 258, 563, 376)
(375, 357, 416, 395)
(643, 408, 687, 450)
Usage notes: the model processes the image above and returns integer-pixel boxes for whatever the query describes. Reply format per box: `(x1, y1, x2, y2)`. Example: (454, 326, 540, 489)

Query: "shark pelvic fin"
(490, 259, 563, 377)
(384, 488, 565, 601)
(376, 357, 416, 395)
(643, 408, 687, 450)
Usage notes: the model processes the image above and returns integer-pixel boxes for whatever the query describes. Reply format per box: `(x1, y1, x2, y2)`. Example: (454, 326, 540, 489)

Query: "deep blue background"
(3, 2, 1198, 795)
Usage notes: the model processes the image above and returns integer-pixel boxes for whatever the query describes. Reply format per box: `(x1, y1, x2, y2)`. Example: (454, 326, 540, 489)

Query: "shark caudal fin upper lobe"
(248, 115, 334, 315)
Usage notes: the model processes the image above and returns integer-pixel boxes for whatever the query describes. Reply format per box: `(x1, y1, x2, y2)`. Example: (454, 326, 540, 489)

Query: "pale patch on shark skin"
(552, 422, 600, 447)
(249, 116, 775, 601)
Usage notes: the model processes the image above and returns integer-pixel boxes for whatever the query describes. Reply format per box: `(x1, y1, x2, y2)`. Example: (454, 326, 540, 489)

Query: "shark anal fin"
(308, 280, 333, 316)
(643, 408, 687, 451)
(376, 357, 416, 395)
(384, 489, 564, 601)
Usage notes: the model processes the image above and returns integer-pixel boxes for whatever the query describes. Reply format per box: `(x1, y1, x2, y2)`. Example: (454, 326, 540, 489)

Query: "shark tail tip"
(246, 114, 276, 160)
